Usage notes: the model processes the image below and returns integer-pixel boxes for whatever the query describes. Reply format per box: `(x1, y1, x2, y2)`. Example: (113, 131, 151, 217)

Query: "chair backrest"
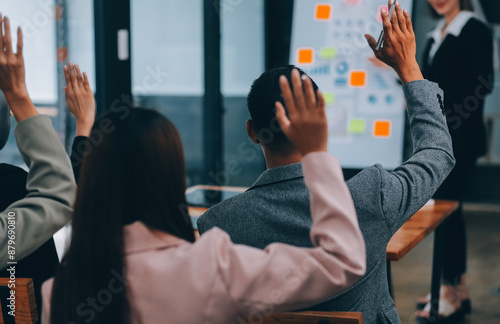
(244, 311, 363, 324)
(0, 278, 38, 324)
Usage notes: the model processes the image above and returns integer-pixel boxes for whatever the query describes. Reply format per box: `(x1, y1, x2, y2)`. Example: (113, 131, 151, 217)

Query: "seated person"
(0, 60, 95, 317)
(198, 3, 455, 323)
(41, 66, 366, 323)
(0, 15, 76, 267)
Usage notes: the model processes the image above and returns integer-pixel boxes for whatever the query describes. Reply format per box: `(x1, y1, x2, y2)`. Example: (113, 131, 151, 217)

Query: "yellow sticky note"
(323, 93, 335, 105)
(320, 48, 337, 59)
(348, 119, 366, 134)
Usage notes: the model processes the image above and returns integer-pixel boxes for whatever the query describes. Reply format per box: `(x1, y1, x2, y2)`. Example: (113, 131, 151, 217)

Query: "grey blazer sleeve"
(348, 80, 455, 237)
(378, 80, 455, 235)
(197, 207, 216, 235)
(0, 115, 76, 268)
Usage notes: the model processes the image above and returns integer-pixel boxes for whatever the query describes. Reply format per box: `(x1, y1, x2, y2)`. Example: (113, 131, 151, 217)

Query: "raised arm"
(64, 62, 95, 182)
(0, 15, 76, 267)
(64, 62, 95, 137)
(361, 1, 455, 234)
(197, 70, 365, 318)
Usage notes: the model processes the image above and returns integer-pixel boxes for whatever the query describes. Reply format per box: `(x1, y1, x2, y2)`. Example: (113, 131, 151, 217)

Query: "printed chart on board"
(291, 0, 414, 169)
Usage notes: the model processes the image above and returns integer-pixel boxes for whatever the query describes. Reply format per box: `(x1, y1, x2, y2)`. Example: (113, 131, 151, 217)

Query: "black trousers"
(433, 155, 478, 285)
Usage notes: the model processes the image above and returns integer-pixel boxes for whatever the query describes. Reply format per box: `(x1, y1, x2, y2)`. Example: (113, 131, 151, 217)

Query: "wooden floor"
(392, 208, 500, 323)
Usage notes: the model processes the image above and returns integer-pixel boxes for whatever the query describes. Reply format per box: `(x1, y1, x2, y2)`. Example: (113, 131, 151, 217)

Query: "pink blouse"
(42, 152, 366, 324)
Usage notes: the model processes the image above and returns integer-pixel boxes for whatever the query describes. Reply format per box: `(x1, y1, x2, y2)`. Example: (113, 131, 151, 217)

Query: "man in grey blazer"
(198, 6, 455, 323)
(0, 17, 76, 268)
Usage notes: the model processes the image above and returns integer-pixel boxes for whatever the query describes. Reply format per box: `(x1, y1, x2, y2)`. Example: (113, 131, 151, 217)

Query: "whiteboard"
(290, 0, 414, 169)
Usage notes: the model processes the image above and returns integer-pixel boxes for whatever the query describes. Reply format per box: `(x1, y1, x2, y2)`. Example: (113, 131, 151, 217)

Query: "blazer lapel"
(422, 38, 434, 75)
(429, 34, 457, 69)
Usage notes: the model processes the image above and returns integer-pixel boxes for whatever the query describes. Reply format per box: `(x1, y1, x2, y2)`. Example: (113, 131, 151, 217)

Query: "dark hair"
(50, 108, 195, 324)
(247, 65, 319, 155)
(427, 0, 474, 19)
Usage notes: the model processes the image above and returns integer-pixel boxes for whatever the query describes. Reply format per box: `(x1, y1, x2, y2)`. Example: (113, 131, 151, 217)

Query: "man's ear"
(246, 119, 260, 144)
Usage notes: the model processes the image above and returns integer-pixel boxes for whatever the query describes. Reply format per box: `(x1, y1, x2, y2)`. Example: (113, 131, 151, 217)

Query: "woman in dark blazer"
(417, 0, 495, 321)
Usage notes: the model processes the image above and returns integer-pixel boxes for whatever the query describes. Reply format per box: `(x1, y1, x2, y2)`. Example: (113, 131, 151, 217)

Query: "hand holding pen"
(365, 0, 423, 84)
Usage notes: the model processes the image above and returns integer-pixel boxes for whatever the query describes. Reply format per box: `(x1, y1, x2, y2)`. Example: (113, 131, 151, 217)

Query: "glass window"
(131, 0, 205, 185)
(221, 0, 265, 96)
(67, 0, 95, 91)
(0, 0, 95, 166)
(131, 0, 204, 96)
(4, 0, 57, 104)
(131, 0, 265, 187)
(221, 0, 266, 186)
(0, 0, 57, 166)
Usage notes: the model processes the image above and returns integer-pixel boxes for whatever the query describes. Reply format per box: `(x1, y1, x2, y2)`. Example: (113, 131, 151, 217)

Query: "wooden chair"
(243, 311, 363, 324)
(0, 278, 38, 324)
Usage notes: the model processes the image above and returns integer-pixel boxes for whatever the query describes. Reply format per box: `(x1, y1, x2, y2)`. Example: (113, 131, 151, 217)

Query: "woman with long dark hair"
(416, 0, 495, 322)
(41, 66, 366, 323)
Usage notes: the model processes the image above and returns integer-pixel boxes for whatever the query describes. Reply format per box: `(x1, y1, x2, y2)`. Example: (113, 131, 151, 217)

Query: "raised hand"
(365, 0, 423, 84)
(275, 69, 328, 156)
(0, 14, 37, 121)
(64, 62, 95, 136)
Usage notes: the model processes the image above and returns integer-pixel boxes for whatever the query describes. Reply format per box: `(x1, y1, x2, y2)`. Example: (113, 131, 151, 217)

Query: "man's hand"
(64, 62, 95, 136)
(365, 1, 423, 84)
(0, 14, 37, 121)
(275, 69, 328, 156)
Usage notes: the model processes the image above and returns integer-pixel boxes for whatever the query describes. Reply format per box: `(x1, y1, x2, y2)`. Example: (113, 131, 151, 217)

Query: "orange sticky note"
(297, 48, 314, 64)
(373, 120, 391, 138)
(349, 71, 366, 87)
(315, 4, 332, 20)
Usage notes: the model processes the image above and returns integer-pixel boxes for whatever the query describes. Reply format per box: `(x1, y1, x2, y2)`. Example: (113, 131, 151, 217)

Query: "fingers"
(381, 8, 392, 42)
(3, 17, 12, 54)
(64, 65, 71, 90)
(291, 69, 307, 112)
(316, 90, 326, 114)
(279, 75, 297, 117)
(275, 101, 291, 134)
(75, 64, 84, 84)
(83, 72, 91, 91)
(0, 17, 24, 57)
(303, 76, 317, 108)
(365, 34, 378, 53)
(16, 27, 23, 56)
(365, 34, 384, 61)
(65, 63, 90, 92)
(404, 9, 413, 34)
(395, 1, 407, 33)
(68, 62, 79, 89)
(389, 2, 400, 35)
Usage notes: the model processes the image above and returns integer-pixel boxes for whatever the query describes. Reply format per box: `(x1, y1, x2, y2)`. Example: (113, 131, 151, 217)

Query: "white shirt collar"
(427, 11, 475, 42)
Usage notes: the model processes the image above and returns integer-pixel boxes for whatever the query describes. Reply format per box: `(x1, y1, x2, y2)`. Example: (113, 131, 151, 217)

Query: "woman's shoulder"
(460, 17, 493, 48)
(462, 17, 492, 36)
